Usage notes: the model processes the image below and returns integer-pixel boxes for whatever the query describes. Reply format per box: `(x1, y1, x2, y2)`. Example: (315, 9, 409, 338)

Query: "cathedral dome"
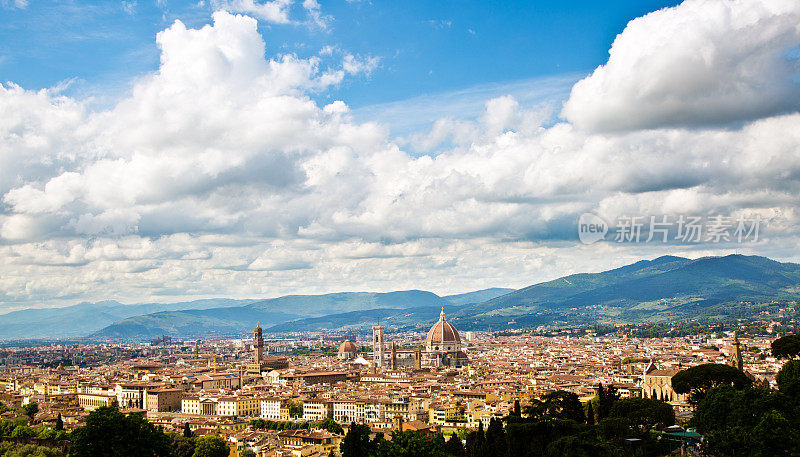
(425, 308, 461, 347)
(338, 340, 357, 354)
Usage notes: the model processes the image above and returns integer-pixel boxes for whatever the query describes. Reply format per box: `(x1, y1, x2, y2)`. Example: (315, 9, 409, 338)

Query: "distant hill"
(266, 305, 470, 333)
(91, 290, 450, 340)
(449, 254, 800, 330)
(0, 299, 252, 340)
(245, 290, 448, 316)
(10, 255, 798, 340)
(443, 288, 515, 305)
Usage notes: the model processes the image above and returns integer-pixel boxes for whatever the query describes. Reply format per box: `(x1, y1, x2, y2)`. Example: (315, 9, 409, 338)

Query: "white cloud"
(210, 0, 330, 28)
(342, 54, 380, 76)
(562, 0, 800, 132)
(211, 0, 293, 24)
(122, 1, 137, 14)
(0, 0, 27, 9)
(3, 3, 800, 309)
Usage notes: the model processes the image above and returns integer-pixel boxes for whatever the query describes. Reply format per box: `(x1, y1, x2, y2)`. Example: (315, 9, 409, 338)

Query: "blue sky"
(1, 0, 680, 109)
(1, 0, 799, 311)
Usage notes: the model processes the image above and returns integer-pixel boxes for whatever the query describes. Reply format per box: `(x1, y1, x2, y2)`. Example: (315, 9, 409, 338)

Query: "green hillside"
(449, 255, 800, 330)
(0, 298, 252, 339)
(91, 290, 451, 339)
(68, 255, 800, 339)
(266, 305, 469, 333)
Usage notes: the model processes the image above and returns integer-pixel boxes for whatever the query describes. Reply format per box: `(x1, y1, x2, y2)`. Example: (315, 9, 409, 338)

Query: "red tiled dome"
(338, 340, 358, 354)
(426, 308, 460, 346)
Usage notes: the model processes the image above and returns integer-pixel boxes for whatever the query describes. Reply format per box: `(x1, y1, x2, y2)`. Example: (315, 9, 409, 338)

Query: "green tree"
(671, 363, 752, 404)
(692, 383, 800, 456)
(240, 450, 257, 457)
(444, 434, 465, 457)
(55, 413, 63, 431)
(595, 384, 619, 420)
(505, 419, 588, 457)
(466, 421, 484, 457)
(192, 435, 229, 457)
(287, 401, 303, 419)
(597, 417, 632, 444)
(375, 430, 446, 457)
(693, 386, 789, 433)
(585, 402, 595, 426)
(513, 400, 521, 417)
(183, 422, 193, 438)
(341, 423, 375, 457)
(750, 409, 800, 457)
(249, 419, 266, 429)
(0, 417, 28, 436)
(608, 398, 674, 436)
(37, 426, 57, 439)
(776, 359, 800, 398)
(701, 426, 752, 457)
(22, 403, 38, 423)
(481, 417, 507, 457)
(316, 417, 344, 434)
(169, 432, 196, 457)
(0, 441, 65, 457)
(545, 435, 612, 457)
(541, 391, 585, 423)
(70, 405, 171, 457)
(464, 431, 478, 457)
(11, 425, 36, 438)
(771, 334, 800, 359)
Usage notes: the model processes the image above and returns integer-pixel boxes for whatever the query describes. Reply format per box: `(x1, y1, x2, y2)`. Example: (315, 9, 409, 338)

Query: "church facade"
(370, 307, 469, 369)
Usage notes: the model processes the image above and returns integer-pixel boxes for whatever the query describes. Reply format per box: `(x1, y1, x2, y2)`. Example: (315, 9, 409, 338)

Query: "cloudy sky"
(1, 0, 800, 312)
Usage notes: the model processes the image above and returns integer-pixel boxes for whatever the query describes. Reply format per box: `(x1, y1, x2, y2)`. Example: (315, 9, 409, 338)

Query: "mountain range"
(91, 290, 455, 339)
(0, 298, 251, 340)
(449, 254, 800, 330)
(1, 254, 798, 341)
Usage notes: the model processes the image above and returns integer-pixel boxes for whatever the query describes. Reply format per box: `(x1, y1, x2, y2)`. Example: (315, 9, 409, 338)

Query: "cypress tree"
(444, 433, 465, 457)
(471, 422, 485, 457)
(465, 432, 477, 457)
(482, 418, 507, 457)
(586, 402, 595, 425)
(597, 383, 607, 419)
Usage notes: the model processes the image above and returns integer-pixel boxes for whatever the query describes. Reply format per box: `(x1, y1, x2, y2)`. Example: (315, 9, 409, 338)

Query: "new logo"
(578, 213, 608, 244)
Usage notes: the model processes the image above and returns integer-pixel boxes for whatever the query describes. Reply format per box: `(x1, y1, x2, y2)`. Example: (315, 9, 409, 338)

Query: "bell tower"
(730, 331, 743, 371)
(253, 324, 264, 364)
(373, 325, 385, 367)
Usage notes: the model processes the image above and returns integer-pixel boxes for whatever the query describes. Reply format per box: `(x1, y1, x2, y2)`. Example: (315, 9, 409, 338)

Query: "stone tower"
(373, 325, 385, 367)
(253, 324, 264, 364)
(730, 331, 743, 371)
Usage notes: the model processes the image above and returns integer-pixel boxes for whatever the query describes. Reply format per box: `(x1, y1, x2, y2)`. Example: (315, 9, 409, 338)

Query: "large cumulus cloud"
(2, 1, 800, 309)
(562, 0, 800, 131)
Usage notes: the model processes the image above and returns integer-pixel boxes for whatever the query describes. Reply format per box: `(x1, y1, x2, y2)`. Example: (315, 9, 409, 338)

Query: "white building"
(260, 397, 282, 419)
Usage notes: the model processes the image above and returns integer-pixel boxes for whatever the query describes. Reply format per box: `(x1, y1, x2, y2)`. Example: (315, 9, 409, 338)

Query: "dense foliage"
(69, 406, 171, 457)
(771, 333, 800, 359)
(776, 359, 800, 397)
(65, 405, 235, 457)
(191, 436, 229, 457)
(690, 360, 800, 456)
(671, 363, 752, 404)
(248, 417, 343, 434)
(608, 398, 674, 437)
(340, 387, 679, 457)
(0, 441, 65, 457)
